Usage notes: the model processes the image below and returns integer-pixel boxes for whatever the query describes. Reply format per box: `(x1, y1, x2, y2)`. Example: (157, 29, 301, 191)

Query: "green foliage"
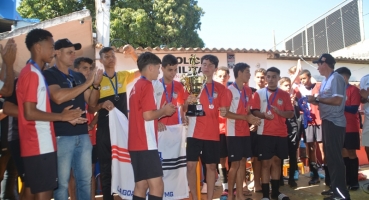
(17, 0, 205, 48)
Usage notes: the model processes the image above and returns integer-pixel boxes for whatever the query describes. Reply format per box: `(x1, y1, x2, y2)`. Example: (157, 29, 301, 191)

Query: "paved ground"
(98, 165, 369, 200)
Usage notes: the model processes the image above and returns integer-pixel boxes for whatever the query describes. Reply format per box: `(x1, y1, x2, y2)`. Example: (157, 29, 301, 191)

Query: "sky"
(16, 0, 369, 51)
(197, 0, 369, 50)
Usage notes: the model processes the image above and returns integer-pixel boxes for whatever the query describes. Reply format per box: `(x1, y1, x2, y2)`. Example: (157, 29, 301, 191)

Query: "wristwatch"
(92, 84, 101, 90)
(315, 97, 320, 102)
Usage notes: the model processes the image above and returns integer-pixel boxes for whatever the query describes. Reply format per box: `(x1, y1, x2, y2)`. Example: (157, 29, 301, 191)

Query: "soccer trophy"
(181, 54, 206, 116)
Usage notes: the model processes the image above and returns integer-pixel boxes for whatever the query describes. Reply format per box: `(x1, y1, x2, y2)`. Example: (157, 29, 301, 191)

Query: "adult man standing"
(43, 39, 103, 200)
(307, 53, 350, 200)
(88, 46, 140, 200)
(359, 72, 369, 191)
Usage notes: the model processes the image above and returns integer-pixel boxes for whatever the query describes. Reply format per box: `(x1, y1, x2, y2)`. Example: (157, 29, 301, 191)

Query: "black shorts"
(303, 125, 322, 143)
(257, 135, 288, 160)
(8, 139, 25, 182)
(23, 152, 58, 194)
(250, 131, 259, 157)
(343, 132, 360, 150)
(227, 136, 252, 162)
(186, 137, 220, 164)
(129, 150, 163, 182)
(219, 134, 228, 158)
(92, 145, 98, 164)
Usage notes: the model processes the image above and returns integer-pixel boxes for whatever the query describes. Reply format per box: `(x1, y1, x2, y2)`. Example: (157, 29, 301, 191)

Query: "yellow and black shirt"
(98, 70, 135, 127)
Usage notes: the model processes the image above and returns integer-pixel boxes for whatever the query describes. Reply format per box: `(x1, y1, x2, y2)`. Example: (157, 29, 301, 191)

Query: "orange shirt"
(251, 88, 293, 137)
(345, 85, 361, 133)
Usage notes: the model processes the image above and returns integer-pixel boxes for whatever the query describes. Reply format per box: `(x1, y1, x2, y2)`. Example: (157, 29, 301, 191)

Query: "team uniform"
(344, 84, 361, 150)
(226, 84, 252, 162)
(97, 70, 135, 199)
(360, 74, 369, 146)
(186, 81, 228, 164)
(295, 83, 322, 143)
(16, 62, 57, 194)
(251, 88, 293, 160)
(128, 77, 162, 182)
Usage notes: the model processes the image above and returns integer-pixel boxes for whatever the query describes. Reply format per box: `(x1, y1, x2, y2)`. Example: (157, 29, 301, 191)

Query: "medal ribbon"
(266, 88, 278, 111)
(204, 80, 214, 106)
(104, 72, 118, 98)
(161, 78, 174, 103)
(28, 59, 50, 96)
(233, 82, 248, 108)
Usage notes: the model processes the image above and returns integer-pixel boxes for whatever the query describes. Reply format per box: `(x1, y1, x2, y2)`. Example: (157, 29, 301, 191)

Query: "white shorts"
(362, 115, 369, 146)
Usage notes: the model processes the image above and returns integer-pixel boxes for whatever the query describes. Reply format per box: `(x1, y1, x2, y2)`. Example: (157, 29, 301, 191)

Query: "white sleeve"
(0, 80, 4, 90)
(360, 76, 369, 89)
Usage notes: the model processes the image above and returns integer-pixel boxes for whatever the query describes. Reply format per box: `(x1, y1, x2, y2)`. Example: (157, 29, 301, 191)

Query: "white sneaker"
(201, 183, 207, 193)
(215, 178, 222, 187)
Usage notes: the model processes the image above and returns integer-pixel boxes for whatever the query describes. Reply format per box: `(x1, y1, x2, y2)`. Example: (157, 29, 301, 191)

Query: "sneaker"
(271, 193, 290, 200)
(347, 183, 359, 191)
(308, 177, 320, 185)
(323, 196, 351, 200)
(288, 180, 297, 188)
(319, 172, 325, 179)
(201, 183, 207, 194)
(358, 172, 367, 181)
(294, 170, 299, 180)
(215, 178, 222, 187)
(321, 189, 333, 196)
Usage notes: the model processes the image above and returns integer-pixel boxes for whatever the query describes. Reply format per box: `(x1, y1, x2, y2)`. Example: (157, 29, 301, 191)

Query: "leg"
(205, 164, 217, 200)
(251, 157, 262, 191)
(68, 170, 77, 200)
(227, 161, 240, 200)
(260, 159, 272, 198)
(1, 156, 18, 199)
(147, 177, 164, 198)
(34, 190, 54, 200)
(270, 156, 282, 198)
(187, 161, 198, 200)
(306, 142, 320, 185)
(21, 187, 34, 200)
(235, 158, 246, 200)
(91, 164, 96, 200)
(133, 180, 149, 198)
(97, 128, 114, 200)
(347, 149, 359, 190)
(73, 134, 92, 200)
(288, 143, 298, 187)
(54, 136, 75, 200)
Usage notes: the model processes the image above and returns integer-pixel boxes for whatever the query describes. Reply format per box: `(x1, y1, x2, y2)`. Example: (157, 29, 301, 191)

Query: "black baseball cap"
(54, 38, 81, 50)
(312, 53, 336, 65)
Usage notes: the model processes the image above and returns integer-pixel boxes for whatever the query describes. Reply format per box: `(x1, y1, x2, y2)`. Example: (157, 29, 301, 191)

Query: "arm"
(143, 103, 176, 121)
(84, 69, 103, 107)
(0, 39, 16, 97)
(318, 96, 343, 106)
(273, 108, 294, 118)
(49, 83, 91, 105)
(23, 103, 82, 122)
(345, 105, 359, 114)
(0, 109, 6, 120)
(3, 101, 17, 117)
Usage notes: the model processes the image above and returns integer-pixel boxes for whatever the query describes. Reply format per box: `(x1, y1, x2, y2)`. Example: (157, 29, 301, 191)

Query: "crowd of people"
(0, 27, 369, 200)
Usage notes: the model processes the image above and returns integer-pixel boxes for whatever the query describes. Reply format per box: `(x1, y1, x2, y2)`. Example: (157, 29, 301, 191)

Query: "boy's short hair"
(335, 67, 351, 77)
(288, 66, 297, 74)
(233, 62, 250, 78)
(74, 57, 94, 68)
(137, 52, 161, 72)
(217, 66, 230, 75)
(162, 54, 178, 68)
(201, 54, 219, 68)
(99, 47, 114, 57)
(279, 77, 291, 85)
(299, 69, 311, 77)
(25, 29, 53, 51)
(266, 67, 280, 75)
(254, 68, 266, 76)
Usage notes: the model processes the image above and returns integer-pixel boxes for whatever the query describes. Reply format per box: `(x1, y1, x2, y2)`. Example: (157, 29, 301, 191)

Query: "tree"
(17, 0, 205, 48)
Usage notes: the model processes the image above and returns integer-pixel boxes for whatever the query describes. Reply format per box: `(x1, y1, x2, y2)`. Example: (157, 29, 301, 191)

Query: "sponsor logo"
(277, 99, 283, 105)
(214, 92, 218, 99)
(164, 192, 174, 197)
(173, 92, 178, 99)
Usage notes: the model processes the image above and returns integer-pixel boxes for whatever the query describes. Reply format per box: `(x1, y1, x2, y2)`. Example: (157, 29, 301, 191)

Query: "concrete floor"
(98, 165, 369, 200)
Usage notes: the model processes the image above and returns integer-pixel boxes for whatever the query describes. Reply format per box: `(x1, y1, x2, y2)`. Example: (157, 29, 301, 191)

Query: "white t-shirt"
(360, 74, 369, 115)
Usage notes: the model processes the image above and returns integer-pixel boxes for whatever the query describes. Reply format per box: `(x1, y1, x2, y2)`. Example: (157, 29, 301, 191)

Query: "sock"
(351, 158, 359, 185)
(261, 183, 270, 198)
(222, 183, 228, 190)
(220, 167, 228, 183)
(343, 157, 350, 185)
(133, 195, 146, 200)
(309, 162, 319, 179)
(271, 179, 280, 198)
(323, 165, 330, 186)
(148, 194, 162, 200)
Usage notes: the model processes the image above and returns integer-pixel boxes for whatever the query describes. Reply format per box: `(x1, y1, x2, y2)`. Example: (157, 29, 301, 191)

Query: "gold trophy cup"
(181, 54, 206, 116)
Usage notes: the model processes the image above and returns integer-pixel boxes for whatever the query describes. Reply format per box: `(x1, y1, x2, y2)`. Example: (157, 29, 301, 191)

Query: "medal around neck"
(180, 54, 206, 116)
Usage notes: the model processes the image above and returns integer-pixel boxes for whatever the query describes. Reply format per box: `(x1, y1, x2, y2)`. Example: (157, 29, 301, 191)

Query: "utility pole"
(95, 0, 111, 47)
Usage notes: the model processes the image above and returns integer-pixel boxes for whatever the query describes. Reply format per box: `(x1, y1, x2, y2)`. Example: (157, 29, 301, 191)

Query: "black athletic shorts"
(92, 145, 98, 164)
(257, 135, 288, 160)
(343, 132, 360, 150)
(250, 131, 259, 157)
(129, 150, 163, 182)
(227, 136, 252, 162)
(219, 133, 228, 158)
(186, 137, 220, 164)
(23, 152, 58, 194)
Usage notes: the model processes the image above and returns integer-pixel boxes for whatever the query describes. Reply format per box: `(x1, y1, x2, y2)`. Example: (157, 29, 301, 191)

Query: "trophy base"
(186, 104, 206, 116)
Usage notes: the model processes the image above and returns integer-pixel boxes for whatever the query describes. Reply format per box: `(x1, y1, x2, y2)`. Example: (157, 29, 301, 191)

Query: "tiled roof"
(95, 44, 290, 54)
(275, 54, 369, 64)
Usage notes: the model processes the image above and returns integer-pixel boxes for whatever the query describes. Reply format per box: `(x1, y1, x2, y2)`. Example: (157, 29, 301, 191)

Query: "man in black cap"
(43, 38, 103, 200)
(307, 53, 350, 200)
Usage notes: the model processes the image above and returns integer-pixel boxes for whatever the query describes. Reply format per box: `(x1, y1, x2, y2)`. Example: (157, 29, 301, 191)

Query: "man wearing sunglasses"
(43, 39, 103, 200)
